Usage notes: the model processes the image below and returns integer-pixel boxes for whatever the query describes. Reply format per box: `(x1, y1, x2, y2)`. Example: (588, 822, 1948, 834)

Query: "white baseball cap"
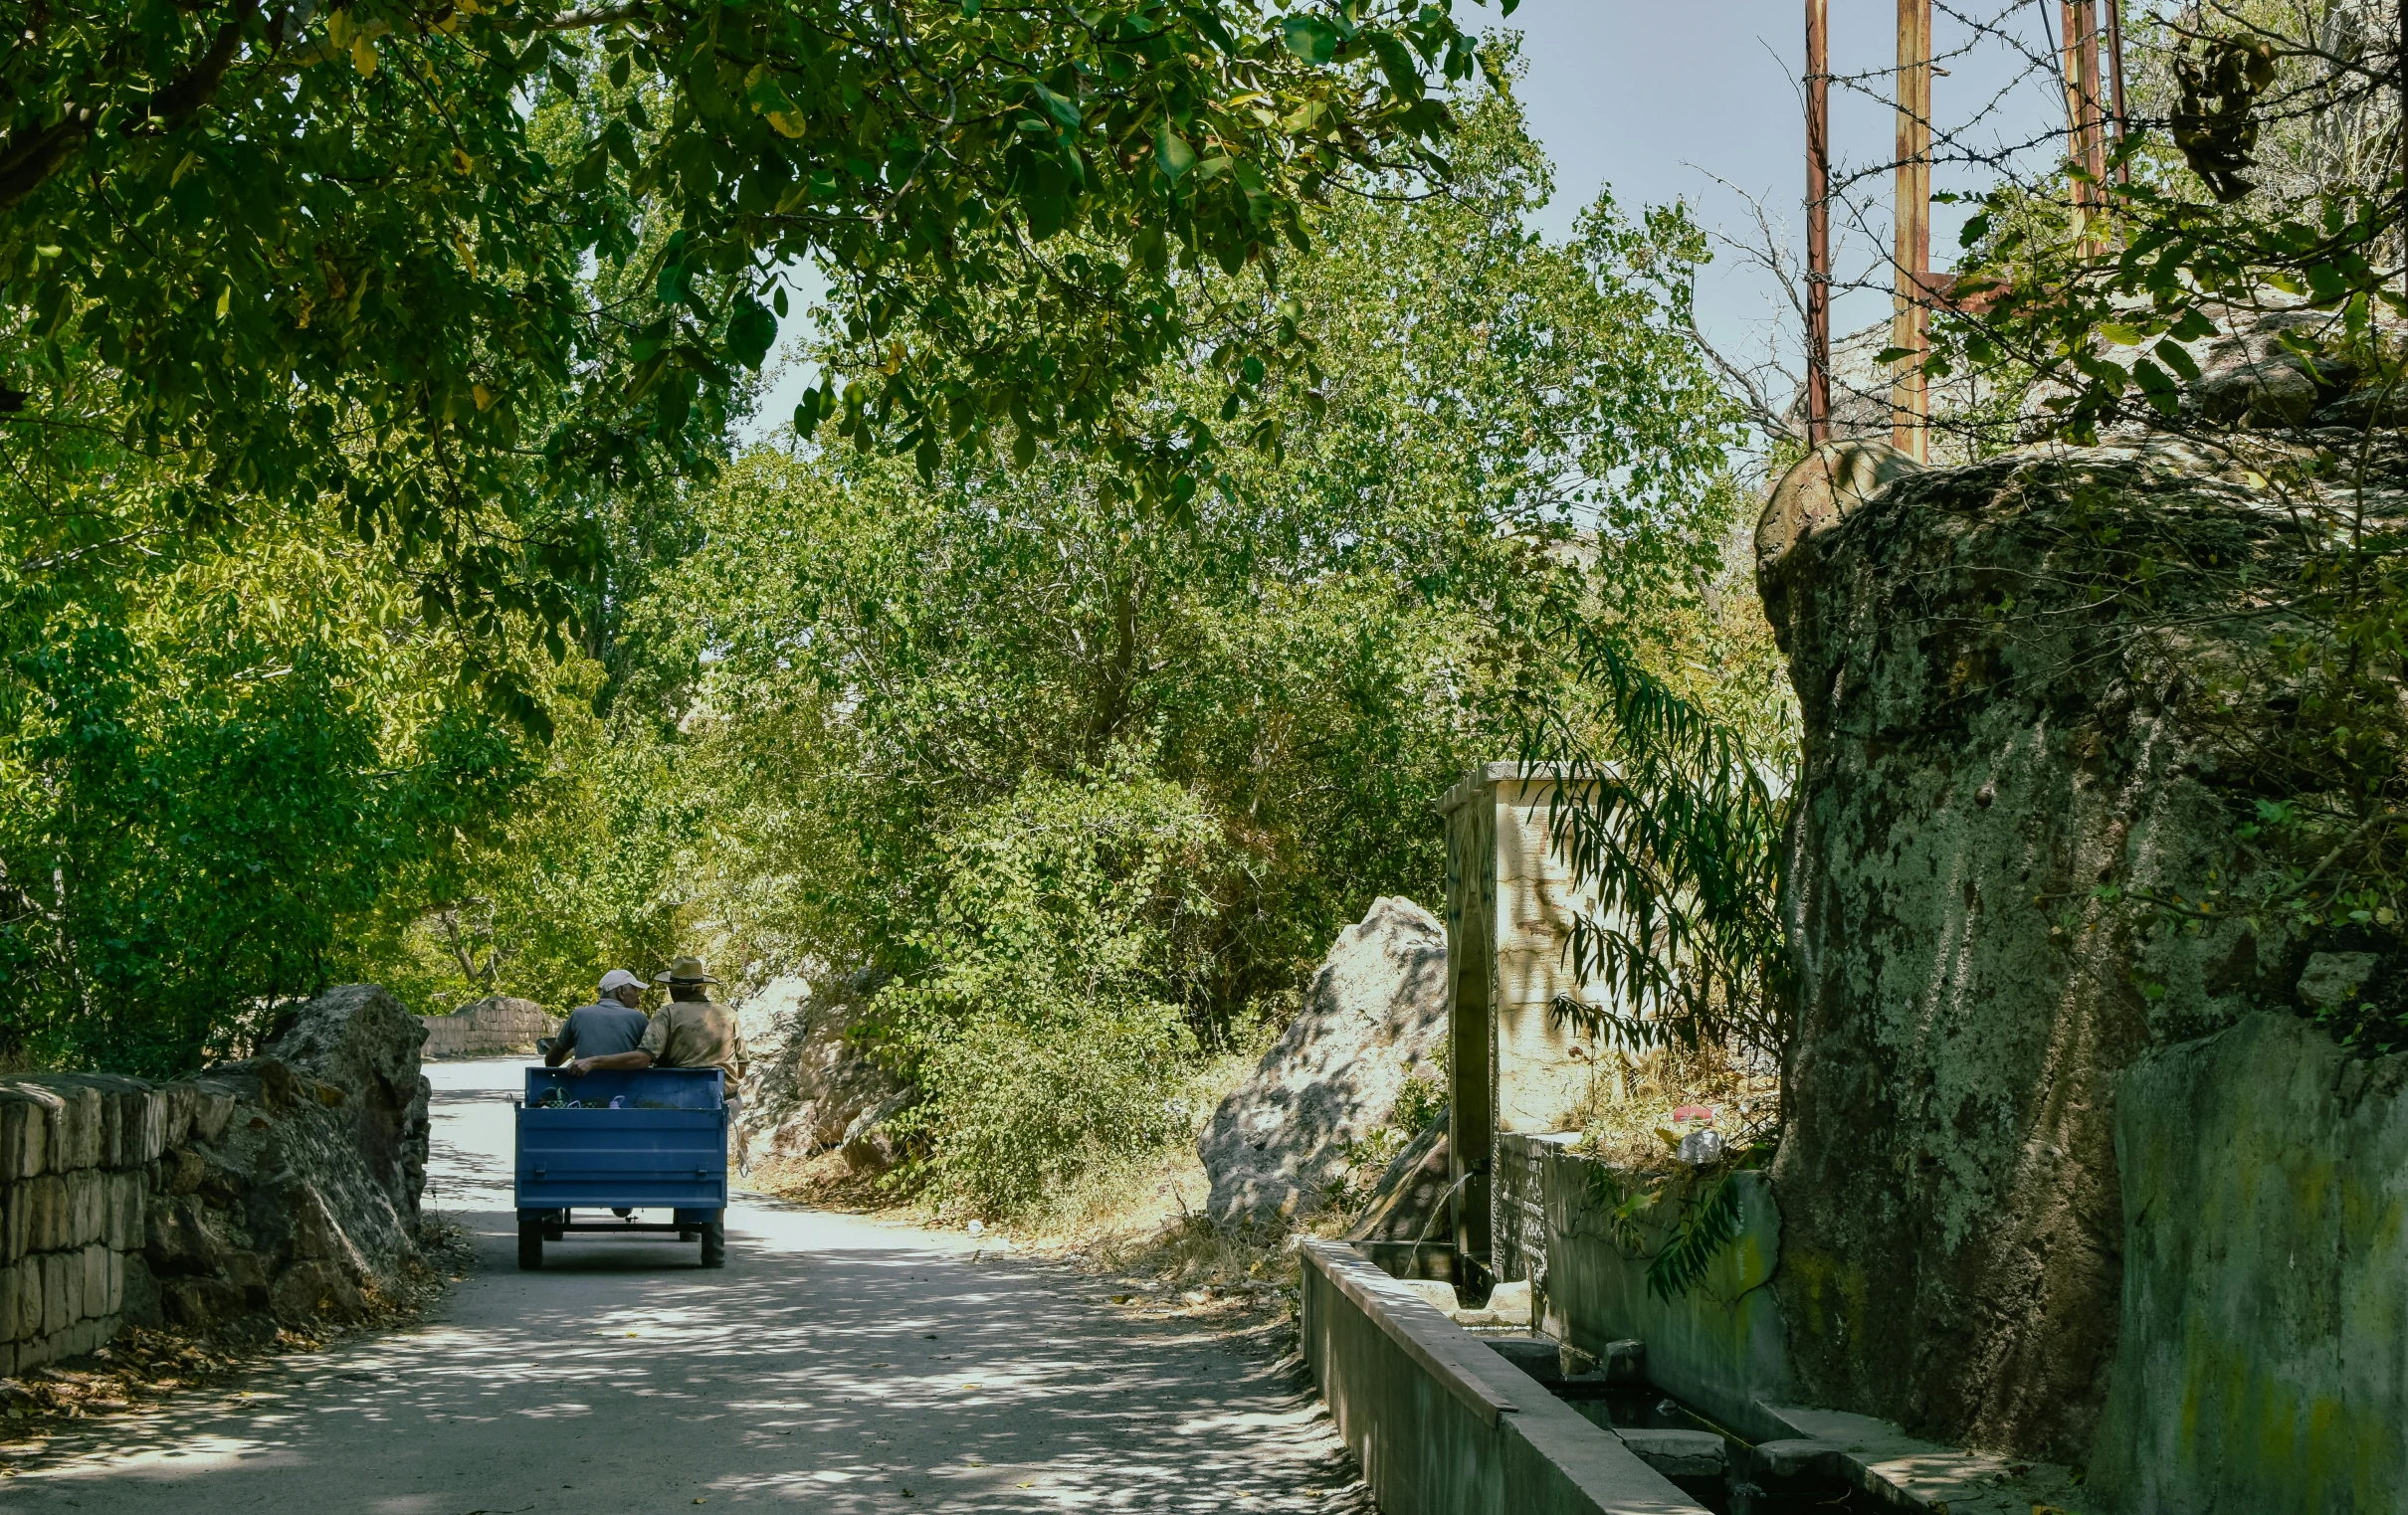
(598, 969, 644, 994)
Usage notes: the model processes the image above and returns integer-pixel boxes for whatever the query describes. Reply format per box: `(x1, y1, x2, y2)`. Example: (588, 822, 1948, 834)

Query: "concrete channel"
(1302, 1239, 2016, 1515)
(1300, 1240, 1709, 1515)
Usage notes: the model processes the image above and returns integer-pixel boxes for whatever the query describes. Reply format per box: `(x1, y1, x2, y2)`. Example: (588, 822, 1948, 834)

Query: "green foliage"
(867, 768, 1220, 1216)
(1644, 1169, 1743, 1302)
(0, 0, 1505, 661)
(0, 515, 534, 1071)
(1518, 626, 1793, 1061)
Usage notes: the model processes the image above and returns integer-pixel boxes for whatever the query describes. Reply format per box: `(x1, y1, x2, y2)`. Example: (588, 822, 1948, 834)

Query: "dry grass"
(745, 1040, 1343, 1336)
(1558, 1040, 1780, 1172)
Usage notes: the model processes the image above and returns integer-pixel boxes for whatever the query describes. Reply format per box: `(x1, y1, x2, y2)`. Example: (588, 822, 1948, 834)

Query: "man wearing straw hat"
(566, 954, 749, 1169)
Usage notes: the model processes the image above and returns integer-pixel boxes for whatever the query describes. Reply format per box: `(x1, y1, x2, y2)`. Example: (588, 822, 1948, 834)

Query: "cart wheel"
(517, 1214, 544, 1270)
(700, 1220, 726, 1268)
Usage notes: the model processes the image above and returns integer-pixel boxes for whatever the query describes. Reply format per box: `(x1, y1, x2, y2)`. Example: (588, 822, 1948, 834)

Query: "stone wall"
(2091, 1015, 2408, 1513)
(0, 985, 430, 1379)
(1754, 438, 2368, 1460)
(0, 1076, 163, 1375)
(419, 995, 558, 1058)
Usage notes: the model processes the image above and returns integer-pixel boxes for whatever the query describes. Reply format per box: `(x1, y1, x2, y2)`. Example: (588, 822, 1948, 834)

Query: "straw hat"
(656, 955, 718, 985)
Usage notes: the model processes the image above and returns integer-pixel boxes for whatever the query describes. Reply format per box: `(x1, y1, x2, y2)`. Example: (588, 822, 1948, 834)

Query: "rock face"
(1342, 1111, 1451, 1244)
(418, 995, 558, 1058)
(0, 984, 432, 1378)
(736, 973, 912, 1167)
(264, 984, 432, 1222)
(1757, 438, 2389, 1461)
(1201, 896, 1449, 1226)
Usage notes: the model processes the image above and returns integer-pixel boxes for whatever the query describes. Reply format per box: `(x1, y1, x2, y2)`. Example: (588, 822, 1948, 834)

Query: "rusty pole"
(1807, 0, 1831, 445)
(1893, 0, 1931, 462)
(2060, 2, 2108, 248)
(2105, 0, 2128, 184)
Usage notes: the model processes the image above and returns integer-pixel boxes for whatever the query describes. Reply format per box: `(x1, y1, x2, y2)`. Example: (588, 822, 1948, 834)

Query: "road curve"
(4, 1057, 1368, 1512)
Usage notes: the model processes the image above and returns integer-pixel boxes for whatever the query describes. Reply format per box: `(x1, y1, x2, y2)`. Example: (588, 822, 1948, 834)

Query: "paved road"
(6, 1058, 1367, 1512)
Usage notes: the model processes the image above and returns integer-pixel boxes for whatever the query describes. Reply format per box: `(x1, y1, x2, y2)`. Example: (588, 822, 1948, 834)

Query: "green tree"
(1, 0, 1504, 660)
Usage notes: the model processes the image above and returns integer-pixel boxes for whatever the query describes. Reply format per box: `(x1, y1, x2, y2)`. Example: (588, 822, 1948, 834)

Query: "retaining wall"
(1299, 1239, 1709, 1515)
(0, 1076, 168, 1376)
(2092, 1014, 2408, 1513)
(0, 985, 429, 1381)
(419, 996, 559, 1058)
(1519, 1141, 1796, 1441)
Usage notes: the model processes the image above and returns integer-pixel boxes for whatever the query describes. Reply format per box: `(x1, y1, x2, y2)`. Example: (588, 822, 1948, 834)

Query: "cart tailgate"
(515, 1107, 729, 1209)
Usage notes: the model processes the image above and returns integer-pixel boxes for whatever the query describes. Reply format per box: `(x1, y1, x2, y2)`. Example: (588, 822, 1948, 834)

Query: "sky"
(754, 2, 2079, 434)
(1501, 0, 2073, 381)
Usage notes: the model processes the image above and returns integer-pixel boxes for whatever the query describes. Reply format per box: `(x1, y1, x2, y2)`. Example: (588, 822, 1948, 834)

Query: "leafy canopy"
(1, 0, 1511, 650)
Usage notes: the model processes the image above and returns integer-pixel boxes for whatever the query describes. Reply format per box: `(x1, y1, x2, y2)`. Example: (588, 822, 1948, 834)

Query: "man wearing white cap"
(544, 969, 651, 1067)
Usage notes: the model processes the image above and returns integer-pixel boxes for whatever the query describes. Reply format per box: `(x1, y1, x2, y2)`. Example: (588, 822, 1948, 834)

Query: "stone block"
(1619, 1428, 1726, 1480)
(130, 1089, 168, 1165)
(97, 1088, 121, 1170)
(79, 1245, 106, 1320)
(162, 1085, 196, 1148)
(8, 1257, 36, 1344)
(1752, 1439, 1846, 1484)
(68, 1169, 104, 1247)
(0, 1180, 22, 1263)
(0, 1259, 19, 1341)
(145, 1196, 223, 1274)
(105, 1172, 144, 1250)
(65, 1084, 104, 1172)
(191, 1086, 237, 1144)
(42, 1251, 72, 1337)
(0, 1086, 56, 1179)
(26, 1176, 66, 1253)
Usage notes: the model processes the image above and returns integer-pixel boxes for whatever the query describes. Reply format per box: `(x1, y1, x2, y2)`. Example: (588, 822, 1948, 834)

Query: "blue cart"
(513, 1066, 730, 1269)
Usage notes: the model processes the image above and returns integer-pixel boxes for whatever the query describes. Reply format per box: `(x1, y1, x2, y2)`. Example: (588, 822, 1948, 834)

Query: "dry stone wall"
(419, 995, 558, 1058)
(0, 1076, 163, 1375)
(0, 985, 430, 1380)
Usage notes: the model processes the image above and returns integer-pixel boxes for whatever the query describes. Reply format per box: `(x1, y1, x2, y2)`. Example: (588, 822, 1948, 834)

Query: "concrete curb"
(1300, 1240, 1709, 1515)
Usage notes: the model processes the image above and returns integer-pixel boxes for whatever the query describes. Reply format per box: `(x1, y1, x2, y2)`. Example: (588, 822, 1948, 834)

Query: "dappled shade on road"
(6, 1059, 1368, 1512)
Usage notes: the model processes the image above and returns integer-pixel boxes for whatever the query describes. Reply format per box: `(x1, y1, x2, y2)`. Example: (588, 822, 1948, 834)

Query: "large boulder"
(263, 984, 430, 1222)
(736, 972, 912, 1162)
(1757, 436, 2387, 1461)
(1200, 896, 1449, 1226)
(132, 984, 433, 1338)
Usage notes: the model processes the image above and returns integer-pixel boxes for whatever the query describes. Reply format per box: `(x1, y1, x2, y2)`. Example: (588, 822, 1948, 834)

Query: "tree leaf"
(1282, 16, 1339, 65)
(1156, 124, 1197, 183)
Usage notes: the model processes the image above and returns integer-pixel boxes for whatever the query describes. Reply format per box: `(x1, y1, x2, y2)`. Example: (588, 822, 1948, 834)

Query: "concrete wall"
(1299, 1239, 1709, 1515)
(1441, 764, 1629, 1268)
(0, 1076, 167, 1376)
(1490, 1135, 1795, 1440)
(420, 996, 559, 1058)
(2091, 1014, 2408, 1513)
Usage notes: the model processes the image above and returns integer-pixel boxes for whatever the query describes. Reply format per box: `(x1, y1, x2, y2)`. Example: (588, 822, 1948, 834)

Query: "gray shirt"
(558, 1001, 652, 1059)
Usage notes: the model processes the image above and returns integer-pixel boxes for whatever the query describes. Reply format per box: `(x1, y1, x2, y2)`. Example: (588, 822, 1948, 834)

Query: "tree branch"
(0, 0, 260, 216)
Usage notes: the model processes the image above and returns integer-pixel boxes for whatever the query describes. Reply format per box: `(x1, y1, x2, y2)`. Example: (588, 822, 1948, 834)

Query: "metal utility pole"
(1807, 0, 1832, 444)
(1893, 0, 1932, 462)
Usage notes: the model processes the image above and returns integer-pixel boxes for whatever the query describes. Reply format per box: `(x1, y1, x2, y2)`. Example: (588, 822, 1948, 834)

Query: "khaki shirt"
(640, 1000, 745, 1082)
